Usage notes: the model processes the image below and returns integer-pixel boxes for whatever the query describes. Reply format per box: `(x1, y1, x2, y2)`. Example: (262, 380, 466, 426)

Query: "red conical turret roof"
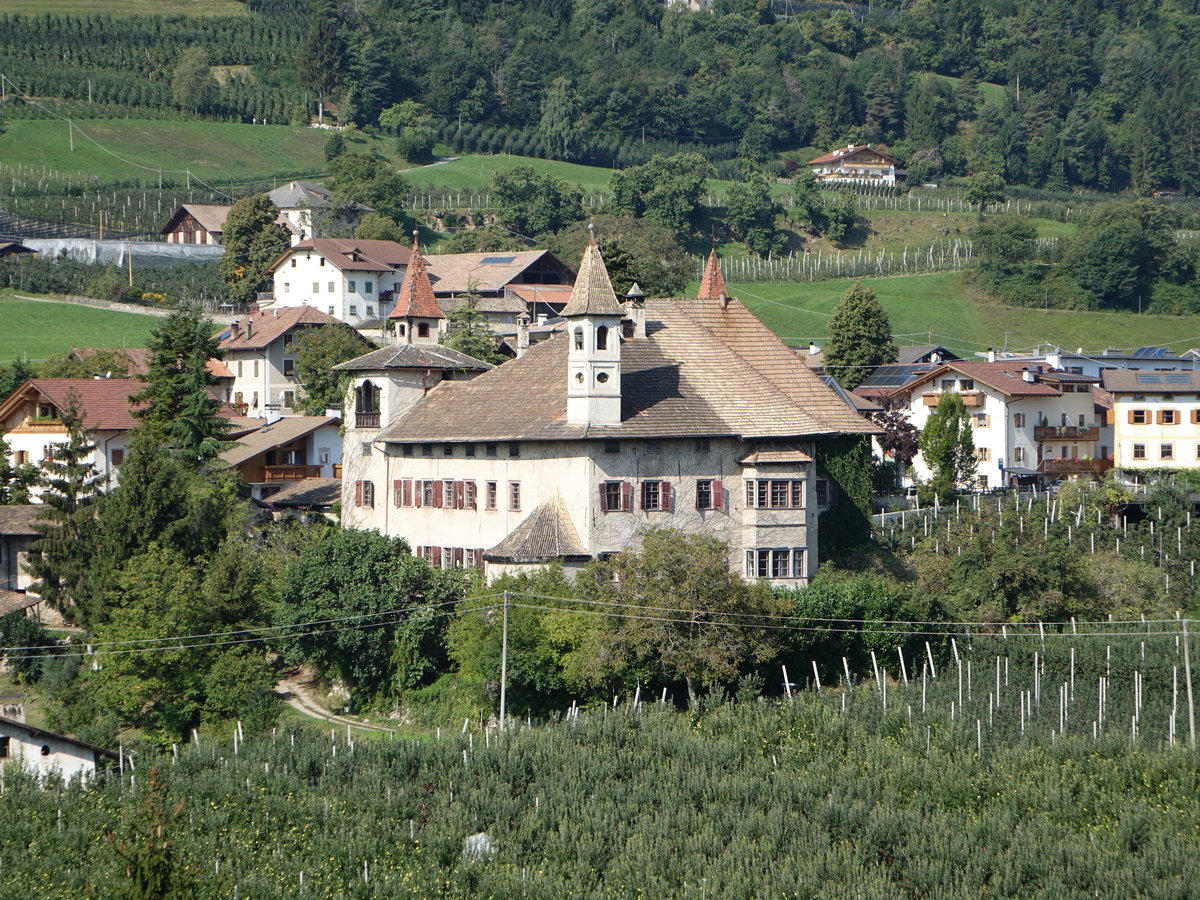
(388, 234, 445, 320)
(698, 247, 729, 301)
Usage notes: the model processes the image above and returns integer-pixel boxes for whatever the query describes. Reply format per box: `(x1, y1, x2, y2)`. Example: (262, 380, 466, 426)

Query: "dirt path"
(275, 670, 398, 734)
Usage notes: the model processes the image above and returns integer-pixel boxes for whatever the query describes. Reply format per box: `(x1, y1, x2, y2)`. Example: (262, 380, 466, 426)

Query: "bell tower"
(563, 226, 625, 426)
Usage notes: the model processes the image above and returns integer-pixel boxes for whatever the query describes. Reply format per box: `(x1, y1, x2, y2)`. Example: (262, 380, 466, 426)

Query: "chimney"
(245, 318, 253, 340)
(809, 342, 821, 356)
(230, 321, 239, 340)
(625, 283, 647, 339)
(1022, 367, 1037, 383)
(516, 312, 531, 358)
(537, 314, 547, 327)
(1046, 351, 1061, 370)
(986, 348, 996, 363)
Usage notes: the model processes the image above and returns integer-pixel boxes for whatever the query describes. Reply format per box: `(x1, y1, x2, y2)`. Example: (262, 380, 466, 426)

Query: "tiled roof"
(438, 295, 527, 316)
(738, 448, 814, 465)
(559, 236, 625, 317)
(485, 495, 589, 562)
(220, 416, 339, 467)
(0, 589, 40, 617)
(333, 343, 493, 372)
(0, 505, 41, 535)
(389, 238, 444, 320)
(378, 294, 877, 443)
(698, 249, 729, 300)
(806, 144, 900, 166)
(70, 347, 233, 380)
(423, 250, 571, 295)
(267, 477, 341, 507)
(1101, 370, 1200, 392)
(217, 306, 342, 351)
(268, 238, 413, 275)
(506, 284, 573, 307)
(267, 180, 333, 210)
(26, 379, 148, 430)
(900, 361, 1062, 398)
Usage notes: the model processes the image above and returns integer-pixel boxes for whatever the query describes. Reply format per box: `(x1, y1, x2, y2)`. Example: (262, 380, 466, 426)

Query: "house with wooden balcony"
(219, 415, 343, 501)
(1101, 370, 1200, 481)
(892, 361, 1109, 490)
(805, 144, 904, 186)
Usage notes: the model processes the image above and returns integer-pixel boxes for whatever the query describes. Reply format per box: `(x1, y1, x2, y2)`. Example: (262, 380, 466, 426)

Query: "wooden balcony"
(355, 412, 380, 428)
(921, 391, 984, 408)
(263, 465, 322, 482)
(1038, 458, 1112, 475)
(12, 418, 67, 434)
(1034, 426, 1099, 442)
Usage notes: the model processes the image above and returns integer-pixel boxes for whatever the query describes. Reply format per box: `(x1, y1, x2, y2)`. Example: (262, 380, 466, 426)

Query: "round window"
(40, 745, 51, 756)
(575, 372, 584, 383)
(597, 372, 609, 384)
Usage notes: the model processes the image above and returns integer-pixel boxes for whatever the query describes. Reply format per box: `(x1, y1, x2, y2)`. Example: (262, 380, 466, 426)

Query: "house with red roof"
(805, 144, 904, 187)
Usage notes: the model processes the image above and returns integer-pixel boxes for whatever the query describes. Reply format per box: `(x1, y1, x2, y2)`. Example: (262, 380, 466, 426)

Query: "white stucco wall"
(272, 251, 403, 326)
(0, 725, 107, 783)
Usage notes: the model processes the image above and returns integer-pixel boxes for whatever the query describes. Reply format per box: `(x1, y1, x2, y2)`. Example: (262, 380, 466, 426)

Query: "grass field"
(0, 295, 159, 362)
(3, 0, 245, 14)
(404, 153, 619, 194)
(713, 272, 1200, 355)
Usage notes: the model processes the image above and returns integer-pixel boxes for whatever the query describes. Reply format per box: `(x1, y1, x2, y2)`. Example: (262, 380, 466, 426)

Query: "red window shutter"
(713, 480, 724, 509)
(354, 480, 363, 507)
(662, 481, 672, 511)
(476, 549, 486, 572)
(415, 481, 423, 508)
(433, 481, 443, 508)
(454, 548, 464, 568)
(455, 480, 465, 509)
(598, 483, 609, 511)
(432, 546, 442, 567)
(402, 479, 412, 507)
(393, 479, 403, 507)
(621, 481, 633, 511)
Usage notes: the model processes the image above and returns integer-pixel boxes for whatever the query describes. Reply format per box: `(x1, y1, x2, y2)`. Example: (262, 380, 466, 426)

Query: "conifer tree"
(443, 289, 504, 364)
(823, 283, 897, 390)
(24, 398, 105, 618)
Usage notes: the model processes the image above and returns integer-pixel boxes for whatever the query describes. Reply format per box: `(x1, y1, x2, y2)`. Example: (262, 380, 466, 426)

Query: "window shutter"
(354, 480, 363, 507)
(402, 479, 412, 506)
(454, 548, 464, 568)
(455, 481, 465, 509)
(662, 481, 672, 511)
(1128, 410, 1137, 424)
(476, 549, 486, 572)
(466, 481, 477, 509)
(745, 480, 755, 508)
(415, 482, 423, 508)
(1156, 410, 1164, 425)
(621, 482, 632, 511)
(640, 482, 649, 510)
(598, 484, 609, 511)
(432, 546, 442, 567)
(713, 480, 724, 509)
(433, 481, 443, 508)
(393, 479, 403, 507)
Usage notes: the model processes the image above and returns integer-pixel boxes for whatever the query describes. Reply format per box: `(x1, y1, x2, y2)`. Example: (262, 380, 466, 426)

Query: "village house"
(0, 379, 144, 500)
(0, 505, 40, 595)
(424, 250, 575, 326)
(0, 715, 118, 782)
(219, 415, 342, 500)
(805, 144, 904, 186)
(159, 204, 231, 246)
(215, 305, 345, 416)
(340, 237, 876, 585)
(64, 347, 234, 395)
(988, 346, 1196, 379)
(1102, 370, 1200, 478)
(894, 359, 1109, 489)
(263, 238, 413, 326)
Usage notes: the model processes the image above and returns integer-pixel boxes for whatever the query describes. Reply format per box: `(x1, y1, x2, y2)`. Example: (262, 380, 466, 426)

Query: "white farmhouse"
(265, 238, 413, 326)
(0, 715, 118, 782)
(215, 305, 345, 416)
(805, 144, 904, 186)
(341, 239, 876, 585)
(895, 361, 1110, 489)
(0, 379, 142, 500)
(1102, 369, 1200, 477)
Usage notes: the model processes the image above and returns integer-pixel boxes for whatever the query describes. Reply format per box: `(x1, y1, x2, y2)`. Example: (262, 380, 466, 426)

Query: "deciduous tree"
(609, 153, 711, 238)
(491, 166, 583, 238)
(292, 323, 374, 415)
(823, 283, 897, 390)
(919, 391, 976, 501)
(218, 194, 289, 308)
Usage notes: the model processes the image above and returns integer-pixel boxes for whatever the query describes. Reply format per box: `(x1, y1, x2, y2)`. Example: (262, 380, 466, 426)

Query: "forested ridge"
(2, 0, 1200, 193)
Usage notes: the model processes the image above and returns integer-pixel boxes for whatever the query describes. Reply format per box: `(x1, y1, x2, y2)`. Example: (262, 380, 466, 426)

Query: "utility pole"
(1185, 619, 1196, 750)
(499, 591, 509, 732)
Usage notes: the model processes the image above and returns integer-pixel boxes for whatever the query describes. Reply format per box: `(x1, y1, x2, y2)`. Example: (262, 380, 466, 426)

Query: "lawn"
(0, 295, 159, 362)
(5, 0, 245, 14)
(710, 272, 1200, 357)
(403, 153, 619, 194)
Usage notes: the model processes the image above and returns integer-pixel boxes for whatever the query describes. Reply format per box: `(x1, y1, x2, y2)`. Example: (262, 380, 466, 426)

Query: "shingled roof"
(698, 248, 729, 301)
(0, 505, 41, 536)
(559, 232, 625, 318)
(389, 237, 444, 320)
(220, 416, 340, 467)
(485, 495, 589, 562)
(266, 477, 342, 508)
(217, 305, 343, 351)
(378, 293, 876, 443)
(333, 343, 492, 373)
(423, 250, 571, 295)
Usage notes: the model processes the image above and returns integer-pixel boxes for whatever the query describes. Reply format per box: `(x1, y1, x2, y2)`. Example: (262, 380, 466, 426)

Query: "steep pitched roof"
(559, 233, 625, 317)
(267, 238, 412, 275)
(333, 343, 492, 372)
(159, 203, 231, 236)
(485, 495, 589, 562)
(899, 361, 1062, 398)
(0, 379, 150, 431)
(217, 305, 343, 351)
(423, 251, 571, 295)
(69, 347, 233, 380)
(378, 294, 876, 443)
(697, 248, 729, 301)
(267, 180, 333, 210)
(388, 237, 444, 320)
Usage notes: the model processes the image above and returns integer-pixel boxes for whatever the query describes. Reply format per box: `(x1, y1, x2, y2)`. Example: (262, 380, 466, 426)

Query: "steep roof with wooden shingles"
(333, 343, 492, 373)
(485, 495, 590, 562)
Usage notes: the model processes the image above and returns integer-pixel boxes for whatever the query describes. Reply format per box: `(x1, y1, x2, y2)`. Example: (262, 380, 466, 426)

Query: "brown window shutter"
(476, 549, 486, 572)
(433, 481, 443, 508)
(432, 546, 442, 567)
(455, 480, 465, 509)
(466, 480, 477, 509)
(1156, 410, 1164, 425)
(598, 484, 609, 511)
(402, 479, 412, 506)
(415, 482, 423, 508)
(621, 481, 632, 511)
(393, 479, 403, 507)
(640, 482, 649, 510)
(1128, 410, 1137, 424)
(713, 480, 724, 509)
(662, 481, 672, 511)
(354, 480, 363, 507)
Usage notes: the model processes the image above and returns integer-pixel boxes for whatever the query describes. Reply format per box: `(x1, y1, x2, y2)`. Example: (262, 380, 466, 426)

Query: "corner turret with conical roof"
(698, 247, 730, 303)
(387, 231, 445, 345)
(564, 226, 623, 426)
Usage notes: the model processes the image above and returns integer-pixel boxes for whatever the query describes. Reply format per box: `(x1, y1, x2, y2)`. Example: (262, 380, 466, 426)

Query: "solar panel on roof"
(1164, 374, 1190, 383)
(481, 256, 516, 264)
(1136, 374, 1162, 384)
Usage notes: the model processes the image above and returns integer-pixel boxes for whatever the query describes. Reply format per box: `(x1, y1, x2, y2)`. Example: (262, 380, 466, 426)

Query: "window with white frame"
(745, 548, 805, 579)
(745, 479, 804, 509)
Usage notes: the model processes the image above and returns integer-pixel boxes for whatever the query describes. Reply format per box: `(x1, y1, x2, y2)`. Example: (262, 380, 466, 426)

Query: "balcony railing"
(355, 412, 380, 428)
(921, 391, 984, 408)
(1034, 426, 1100, 442)
(1038, 458, 1113, 475)
(263, 465, 322, 482)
